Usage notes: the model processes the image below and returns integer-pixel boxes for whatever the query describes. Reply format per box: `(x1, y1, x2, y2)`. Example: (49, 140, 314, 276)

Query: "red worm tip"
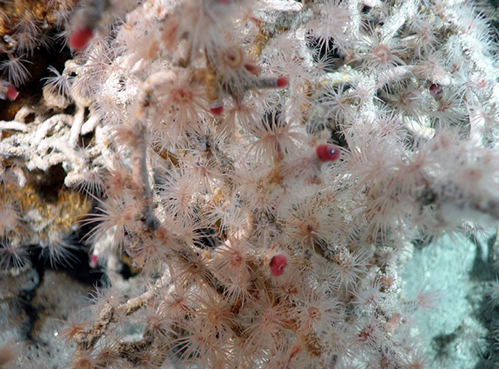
(89, 254, 98, 268)
(269, 254, 287, 276)
(316, 144, 341, 162)
(277, 77, 288, 88)
(6, 85, 19, 101)
(210, 103, 224, 115)
(69, 27, 94, 50)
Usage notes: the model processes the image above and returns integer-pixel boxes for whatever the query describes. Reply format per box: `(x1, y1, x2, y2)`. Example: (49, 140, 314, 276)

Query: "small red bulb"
(89, 254, 98, 268)
(269, 254, 287, 276)
(316, 144, 340, 162)
(210, 103, 224, 115)
(276, 77, 288, 88)
(69, 27, 94, 50)
(6, 85, 19, 101)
